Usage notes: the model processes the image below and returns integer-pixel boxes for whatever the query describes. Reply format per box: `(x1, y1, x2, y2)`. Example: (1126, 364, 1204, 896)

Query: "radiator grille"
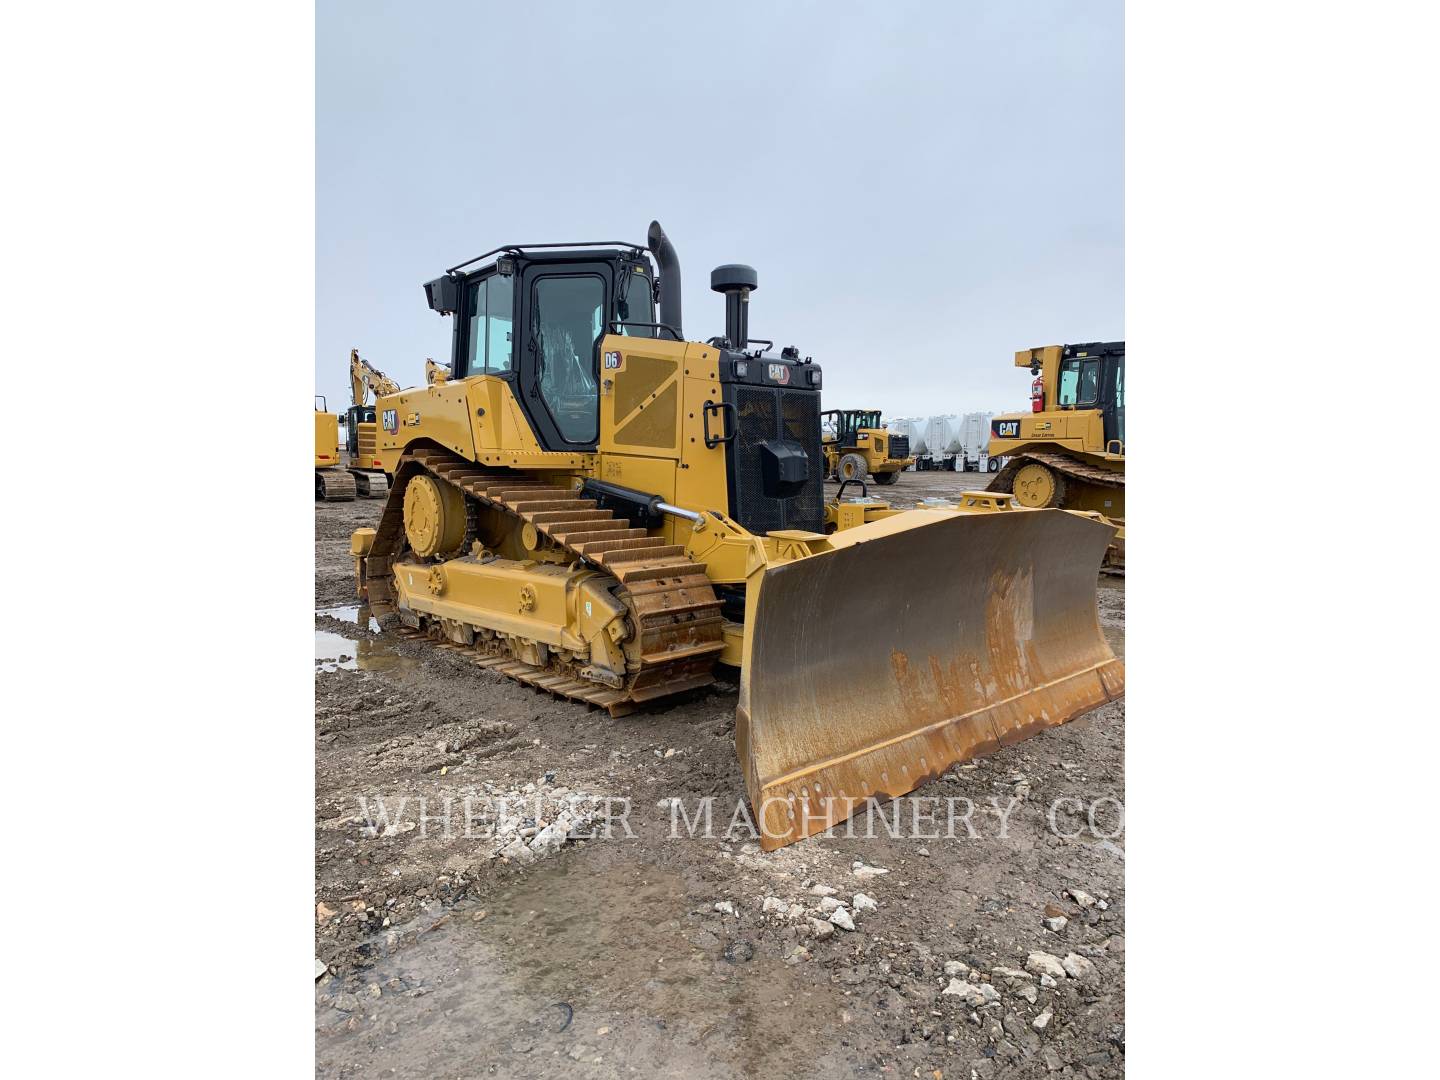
(890, 434, 910, 459)
(729, 386, 824, 535)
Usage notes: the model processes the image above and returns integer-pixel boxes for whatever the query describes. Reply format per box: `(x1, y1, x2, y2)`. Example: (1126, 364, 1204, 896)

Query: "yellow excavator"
(348, 223, 1124, 849)
(314, 397, 356, 501)
(986, 343, 1124, 516)
(345, 349, 397, 498)
(821, 409, 913, 484)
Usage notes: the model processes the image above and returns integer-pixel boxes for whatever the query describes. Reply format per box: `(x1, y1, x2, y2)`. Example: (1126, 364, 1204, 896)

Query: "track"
(316, 469, 357, 501)
(361, 447, 725, 716)
(986, 449, 1124, 498)
(349, 470, 389, 498)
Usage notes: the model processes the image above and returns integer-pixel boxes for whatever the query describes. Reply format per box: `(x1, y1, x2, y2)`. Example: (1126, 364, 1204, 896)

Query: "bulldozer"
(986, 343, 1124, 515)
(345, 349, 397, 498)
(314, 397, 356, 501)
(821, 409, 914, 484)
(348, 223, 1124, 850)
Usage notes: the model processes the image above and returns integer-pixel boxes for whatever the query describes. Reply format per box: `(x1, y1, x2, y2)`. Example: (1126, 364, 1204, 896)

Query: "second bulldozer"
(350, 223, 1124, 849)
(986, 342, 1125, 517)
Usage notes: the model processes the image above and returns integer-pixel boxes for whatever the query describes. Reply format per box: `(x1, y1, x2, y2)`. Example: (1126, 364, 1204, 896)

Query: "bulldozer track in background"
(317, 469, 357, 501)
(363, 447, 725, 717)
(349, 470, 389, 499)
(986, 450, 1125, 497)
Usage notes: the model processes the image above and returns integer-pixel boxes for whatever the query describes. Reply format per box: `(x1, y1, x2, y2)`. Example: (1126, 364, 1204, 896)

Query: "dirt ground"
(315, 469, 1125, 1078)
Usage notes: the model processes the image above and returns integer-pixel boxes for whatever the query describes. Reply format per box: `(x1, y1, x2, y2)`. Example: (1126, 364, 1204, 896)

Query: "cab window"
(1058, 357, 1100, 407)
(485, 276, 512, 371)
(464, 275, 516, 375)
(615, 267, 656, 337)
(532, 274, 604, 443)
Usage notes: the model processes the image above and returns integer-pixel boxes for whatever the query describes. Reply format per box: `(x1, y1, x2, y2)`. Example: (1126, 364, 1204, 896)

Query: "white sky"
(316, 0, 1122, 419)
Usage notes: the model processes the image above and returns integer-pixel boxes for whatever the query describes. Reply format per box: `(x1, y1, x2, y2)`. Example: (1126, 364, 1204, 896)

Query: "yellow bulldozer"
(314, 397, 356, 501)
(821, 409, 914, 484)
(986, 342, 1124, 515)
(348, 223, 1123, 849)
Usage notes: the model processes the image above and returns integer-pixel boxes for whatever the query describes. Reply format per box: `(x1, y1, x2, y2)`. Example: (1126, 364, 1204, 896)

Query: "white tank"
(959, 412, 993, 458)
(887, 417, 926, 457)
(925, 415, 963, 456)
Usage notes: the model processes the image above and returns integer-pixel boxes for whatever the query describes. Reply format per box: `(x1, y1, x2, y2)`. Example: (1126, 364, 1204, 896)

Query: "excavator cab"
(344, 405, 375, 459)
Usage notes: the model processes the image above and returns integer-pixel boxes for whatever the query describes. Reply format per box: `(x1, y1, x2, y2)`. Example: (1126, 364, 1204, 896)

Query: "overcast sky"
(317, 0, 1121, 420)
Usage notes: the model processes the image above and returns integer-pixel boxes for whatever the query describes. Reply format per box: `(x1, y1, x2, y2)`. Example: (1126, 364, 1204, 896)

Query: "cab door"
(517, 262, 610, 451)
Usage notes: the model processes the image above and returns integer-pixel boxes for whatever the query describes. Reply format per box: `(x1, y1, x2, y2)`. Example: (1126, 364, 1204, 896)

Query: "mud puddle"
(315, 630, 416, 674)
(316, 857, 858, 1079)
(317, 603, 381, 633)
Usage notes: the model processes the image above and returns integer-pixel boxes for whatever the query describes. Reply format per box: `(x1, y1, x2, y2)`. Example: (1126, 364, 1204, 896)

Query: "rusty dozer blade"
(736, 508, 1124, 850)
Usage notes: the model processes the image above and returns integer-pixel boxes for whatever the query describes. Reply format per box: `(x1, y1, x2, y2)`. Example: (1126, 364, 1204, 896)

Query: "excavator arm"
(349, 347, 402, 407)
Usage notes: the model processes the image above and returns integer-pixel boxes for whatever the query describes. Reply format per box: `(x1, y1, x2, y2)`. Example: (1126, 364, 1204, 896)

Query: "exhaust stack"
(711, 264, 758, 350)
(647, 221, 682, 338)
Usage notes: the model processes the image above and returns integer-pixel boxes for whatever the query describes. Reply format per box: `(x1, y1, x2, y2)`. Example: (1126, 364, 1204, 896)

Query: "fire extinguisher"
(1030, 373, 1044, 413)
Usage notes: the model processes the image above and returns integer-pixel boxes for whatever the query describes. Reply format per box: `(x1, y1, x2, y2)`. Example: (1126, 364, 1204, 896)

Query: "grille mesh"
(890, 434, 910, 459)
(731, 386, 824, 535)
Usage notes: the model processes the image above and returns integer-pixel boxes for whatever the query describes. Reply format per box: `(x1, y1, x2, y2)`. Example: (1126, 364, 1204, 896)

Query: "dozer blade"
(736, 508, 1124, 850)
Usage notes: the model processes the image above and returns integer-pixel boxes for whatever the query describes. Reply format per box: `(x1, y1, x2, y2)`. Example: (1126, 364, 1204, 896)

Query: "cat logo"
(767, 363, 791, 385)
(993, 419, 1021, 439)
(382, 408, 398, 434)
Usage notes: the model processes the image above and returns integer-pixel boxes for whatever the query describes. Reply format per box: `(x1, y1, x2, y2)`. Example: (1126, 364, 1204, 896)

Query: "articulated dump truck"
(349, 222, 1124, 850)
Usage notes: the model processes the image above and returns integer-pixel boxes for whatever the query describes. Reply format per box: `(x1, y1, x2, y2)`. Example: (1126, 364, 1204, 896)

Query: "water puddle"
(317, 604, 381, 633)
(316, 858, 856, 1078)
(315, 630, 416, 674)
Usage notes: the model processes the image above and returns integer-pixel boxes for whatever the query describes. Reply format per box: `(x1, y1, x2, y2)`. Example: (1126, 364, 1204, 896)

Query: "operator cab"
(424, 242, 662, 453)
(422, 223, 826, 534)
(821, 409, 881, 447)
(1055, 341, 1125, 453)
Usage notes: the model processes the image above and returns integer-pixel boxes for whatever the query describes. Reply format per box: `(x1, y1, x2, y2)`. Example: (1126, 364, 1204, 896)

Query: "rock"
(942, 978, 974, 998)
(530, 817, 570, 854)
(942, 979, 999, 1007)
(1043, 902, 1069, 919)
(916, 846, 931, 857)
(991, 966, 1032, 982)
(809, 884, 838, 897)
(829, 907, 856, 932)
(1040, 973, 1058, 988)
(499, 836, 536, 864)
(851, 861, 890, 879)
(1033, 1005, 1054, 1031)
(762, 896, 788, 915)
(316, 901, 336, 923)
(663, 748, 677, 758)
(315, 958, 328, 980)
(852, 892, 878, 912)
(787, 904, 805, 920)
(1067, 887, 1096, 908)
(1042, 915, 1068, 932)
(1025, 952, 1068, 980)
(944, 960, 970, 977)
(714, 900, 736, 916)
(1018, 984, 1039, 1004)
(818, 896, 845, 913)
(1042, 1046, 1063, 1071)
(784, 945, 811, 965)
(1061, 953, 1098, 981)
(808, 917, 836, 940)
